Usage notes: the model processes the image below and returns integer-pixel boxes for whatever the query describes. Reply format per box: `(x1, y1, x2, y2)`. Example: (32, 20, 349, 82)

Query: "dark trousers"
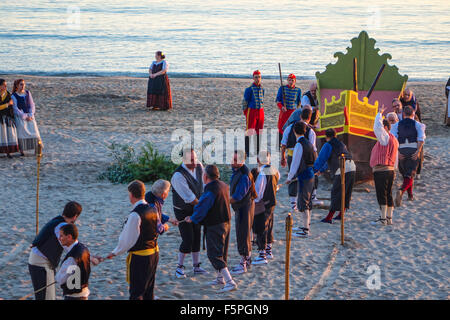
(129, 252, 159, 300)
(28, 264, 53, 300)
(287, 155, 298, 197)
(297, 177, 315, 211)
(234, 201, 254, 257)
(416, 147, 424, 175)
(373, 170, 395, 207)
(175, 210, 202, 253)
(330, 171, 355, 211)
(206, 222, 230, 271)
(399, 147, 419, 178)
(253, 206, 275, 251)
(64, 296, 88, 300)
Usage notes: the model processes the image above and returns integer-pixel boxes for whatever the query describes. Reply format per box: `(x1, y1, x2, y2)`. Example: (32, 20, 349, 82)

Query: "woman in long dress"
(0, 79, 19, 158)
(146, 51, 172, 111)
(11, 79, 42, 155)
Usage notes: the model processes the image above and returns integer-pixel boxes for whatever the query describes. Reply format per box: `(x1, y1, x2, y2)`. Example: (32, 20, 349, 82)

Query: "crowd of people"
(19, 65, 433, 300)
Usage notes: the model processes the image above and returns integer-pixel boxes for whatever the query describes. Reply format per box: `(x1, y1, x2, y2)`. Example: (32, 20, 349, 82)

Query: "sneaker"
(252, 251, 268, 265)
(320, 218, 333, 224)
(175, 265, 186, 279)
(265, 246, 273, 260)
(416, 174, 421, 180)
(293, 228, 309, 238)
(193, 263, 208, 274)
(333, 213, 342, 220)
(395, 190, 403, 207)
(292, 226, 304, 232)
(207, 276, 225, 286)
(217, 280, 237, 294)
(230, 263, 247, 275)
(370, 217, 387, 226)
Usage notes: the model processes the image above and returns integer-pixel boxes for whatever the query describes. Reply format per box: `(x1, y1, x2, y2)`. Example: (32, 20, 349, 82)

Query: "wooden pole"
(285, 212, 293, 300)
(340, 154, 346, 246)
(353, 57, 358, 92)
(278, 63, 286, 108)
(36, 140, 43, 235)
(366, 64, 386, 99)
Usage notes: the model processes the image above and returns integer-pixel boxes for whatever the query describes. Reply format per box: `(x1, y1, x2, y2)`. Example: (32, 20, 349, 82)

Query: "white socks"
(387, 206, 394, 225)
(192, 252, 200, 266)
(220, 267, 233, 283)
(302, 210, 311, 230)
(178, 252, 186, 266)
(290, 197, 298, 211)
(380, 205, 387, 220)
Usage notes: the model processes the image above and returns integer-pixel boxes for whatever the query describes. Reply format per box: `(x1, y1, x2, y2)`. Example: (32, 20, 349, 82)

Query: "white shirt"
(281, 123, 317, 152)
(150, 60, 168, 72)
(255, 165, 280, 203)
(111, 200, 147, 256)
(373, 113, 390, 146)
(170, 163, 204, 204)
(301, 94, 317, 107)
(287, 140, 304, 181)
(390, 117, 426, 148)
(31, 221, 69, 260)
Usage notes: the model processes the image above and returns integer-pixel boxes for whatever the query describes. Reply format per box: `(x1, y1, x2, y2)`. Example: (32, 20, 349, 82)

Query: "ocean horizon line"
(0, 71, 445, 82)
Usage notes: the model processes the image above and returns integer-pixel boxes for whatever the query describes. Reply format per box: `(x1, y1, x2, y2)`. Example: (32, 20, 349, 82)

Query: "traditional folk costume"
(314, 137, 356, 223)
(147, 60, 172, 110)
(301, 91, 321, 128)
(170, 163, 206, 278)
(0, 90, 19, 155)
(390, 117, 426, 205)
(288, 135, 316, 237)
(12, 90, 41, 153)
(190, 179, 237, 293)
(55, 240, 91, 300)
(229, 165, 255, 274)
(243, 71, 264, 156)
(370, 113, 399, 225)
(400, 93, 421, 122)
(28, 216, 69, 300)
(112, 199, 164, 300)
(252, 164, 279, 263)
(281, 121, 317, 210)
(446, 77, 450, 126)
(276, 74, 301, 143)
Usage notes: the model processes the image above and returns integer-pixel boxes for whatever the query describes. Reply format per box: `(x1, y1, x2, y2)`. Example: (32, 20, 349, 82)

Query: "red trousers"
(244, 108, 264, 135)
(277, 109, 294, 133)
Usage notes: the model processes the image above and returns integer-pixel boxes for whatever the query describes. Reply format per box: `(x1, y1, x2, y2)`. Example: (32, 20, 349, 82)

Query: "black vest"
(303, 91, 317, 107)
(286, 122, 311, 149)
(172, 164, 203, 215)
(128, 203, 159, 252)
(230, 165, 253, 210)
(32, 215, 66, 270)
(201, 180, 231, 226)
(397, 118, 418, 144)
(61, 242, 90, 296)
(296, 137, 316, 175)
(260, 165, 279, 208)
(327, 138, 352, 178)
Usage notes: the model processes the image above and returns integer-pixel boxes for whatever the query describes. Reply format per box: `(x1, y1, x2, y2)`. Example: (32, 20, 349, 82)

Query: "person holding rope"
(285, 121, 316, 237)
(170, 148, 207, 278)
(28, 201, 82, 300)
(390, 105, 426, 205)
(313, 129, 356, 224)
(370, 104, 399, 225)
(105, 180, 167, 300)
(185, 165, 237, 293)
(252, 151, 279, 264)
(229, 150, 257, 275)
(55, 224, 91, 300)
(242, 70, 265, 157)
(276, 73, 301, 145)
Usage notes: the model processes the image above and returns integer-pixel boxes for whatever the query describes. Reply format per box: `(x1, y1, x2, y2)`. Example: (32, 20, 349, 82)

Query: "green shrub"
(99, 142, 178, 184)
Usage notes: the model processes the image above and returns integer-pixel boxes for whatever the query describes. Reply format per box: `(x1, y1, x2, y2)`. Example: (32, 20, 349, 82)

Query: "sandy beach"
(0, 75, 448, 300)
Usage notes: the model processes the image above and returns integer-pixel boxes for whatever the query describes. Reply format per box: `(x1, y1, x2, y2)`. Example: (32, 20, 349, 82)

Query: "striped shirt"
(276, 85, 301, 110)
(243, 83, 264, 110)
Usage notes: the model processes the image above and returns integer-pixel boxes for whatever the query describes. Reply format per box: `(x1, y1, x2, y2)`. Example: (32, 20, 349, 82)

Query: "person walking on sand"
(369, 104, 399, 225)
(285, 122, 316, 237)
(184, 165, 237, 293)
(390, 106, 426, 206)
(313, 128, 356, 224)
(170, 149, 207, 278)
(106, 180, 167, 300)
(147, 51, 172, 111)
(243, 70, 265, 157)
(28, 201, 83, 300)
(229, 150, 257, 275)
(0, 79, 19, 158)
(252, 151, 279, 264)
(276, 73, 301, 145)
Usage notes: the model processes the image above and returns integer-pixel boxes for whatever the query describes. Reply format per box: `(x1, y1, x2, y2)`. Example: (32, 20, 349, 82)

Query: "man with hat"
(243, 70, 265, 157)
(276, 73, 302, 145)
